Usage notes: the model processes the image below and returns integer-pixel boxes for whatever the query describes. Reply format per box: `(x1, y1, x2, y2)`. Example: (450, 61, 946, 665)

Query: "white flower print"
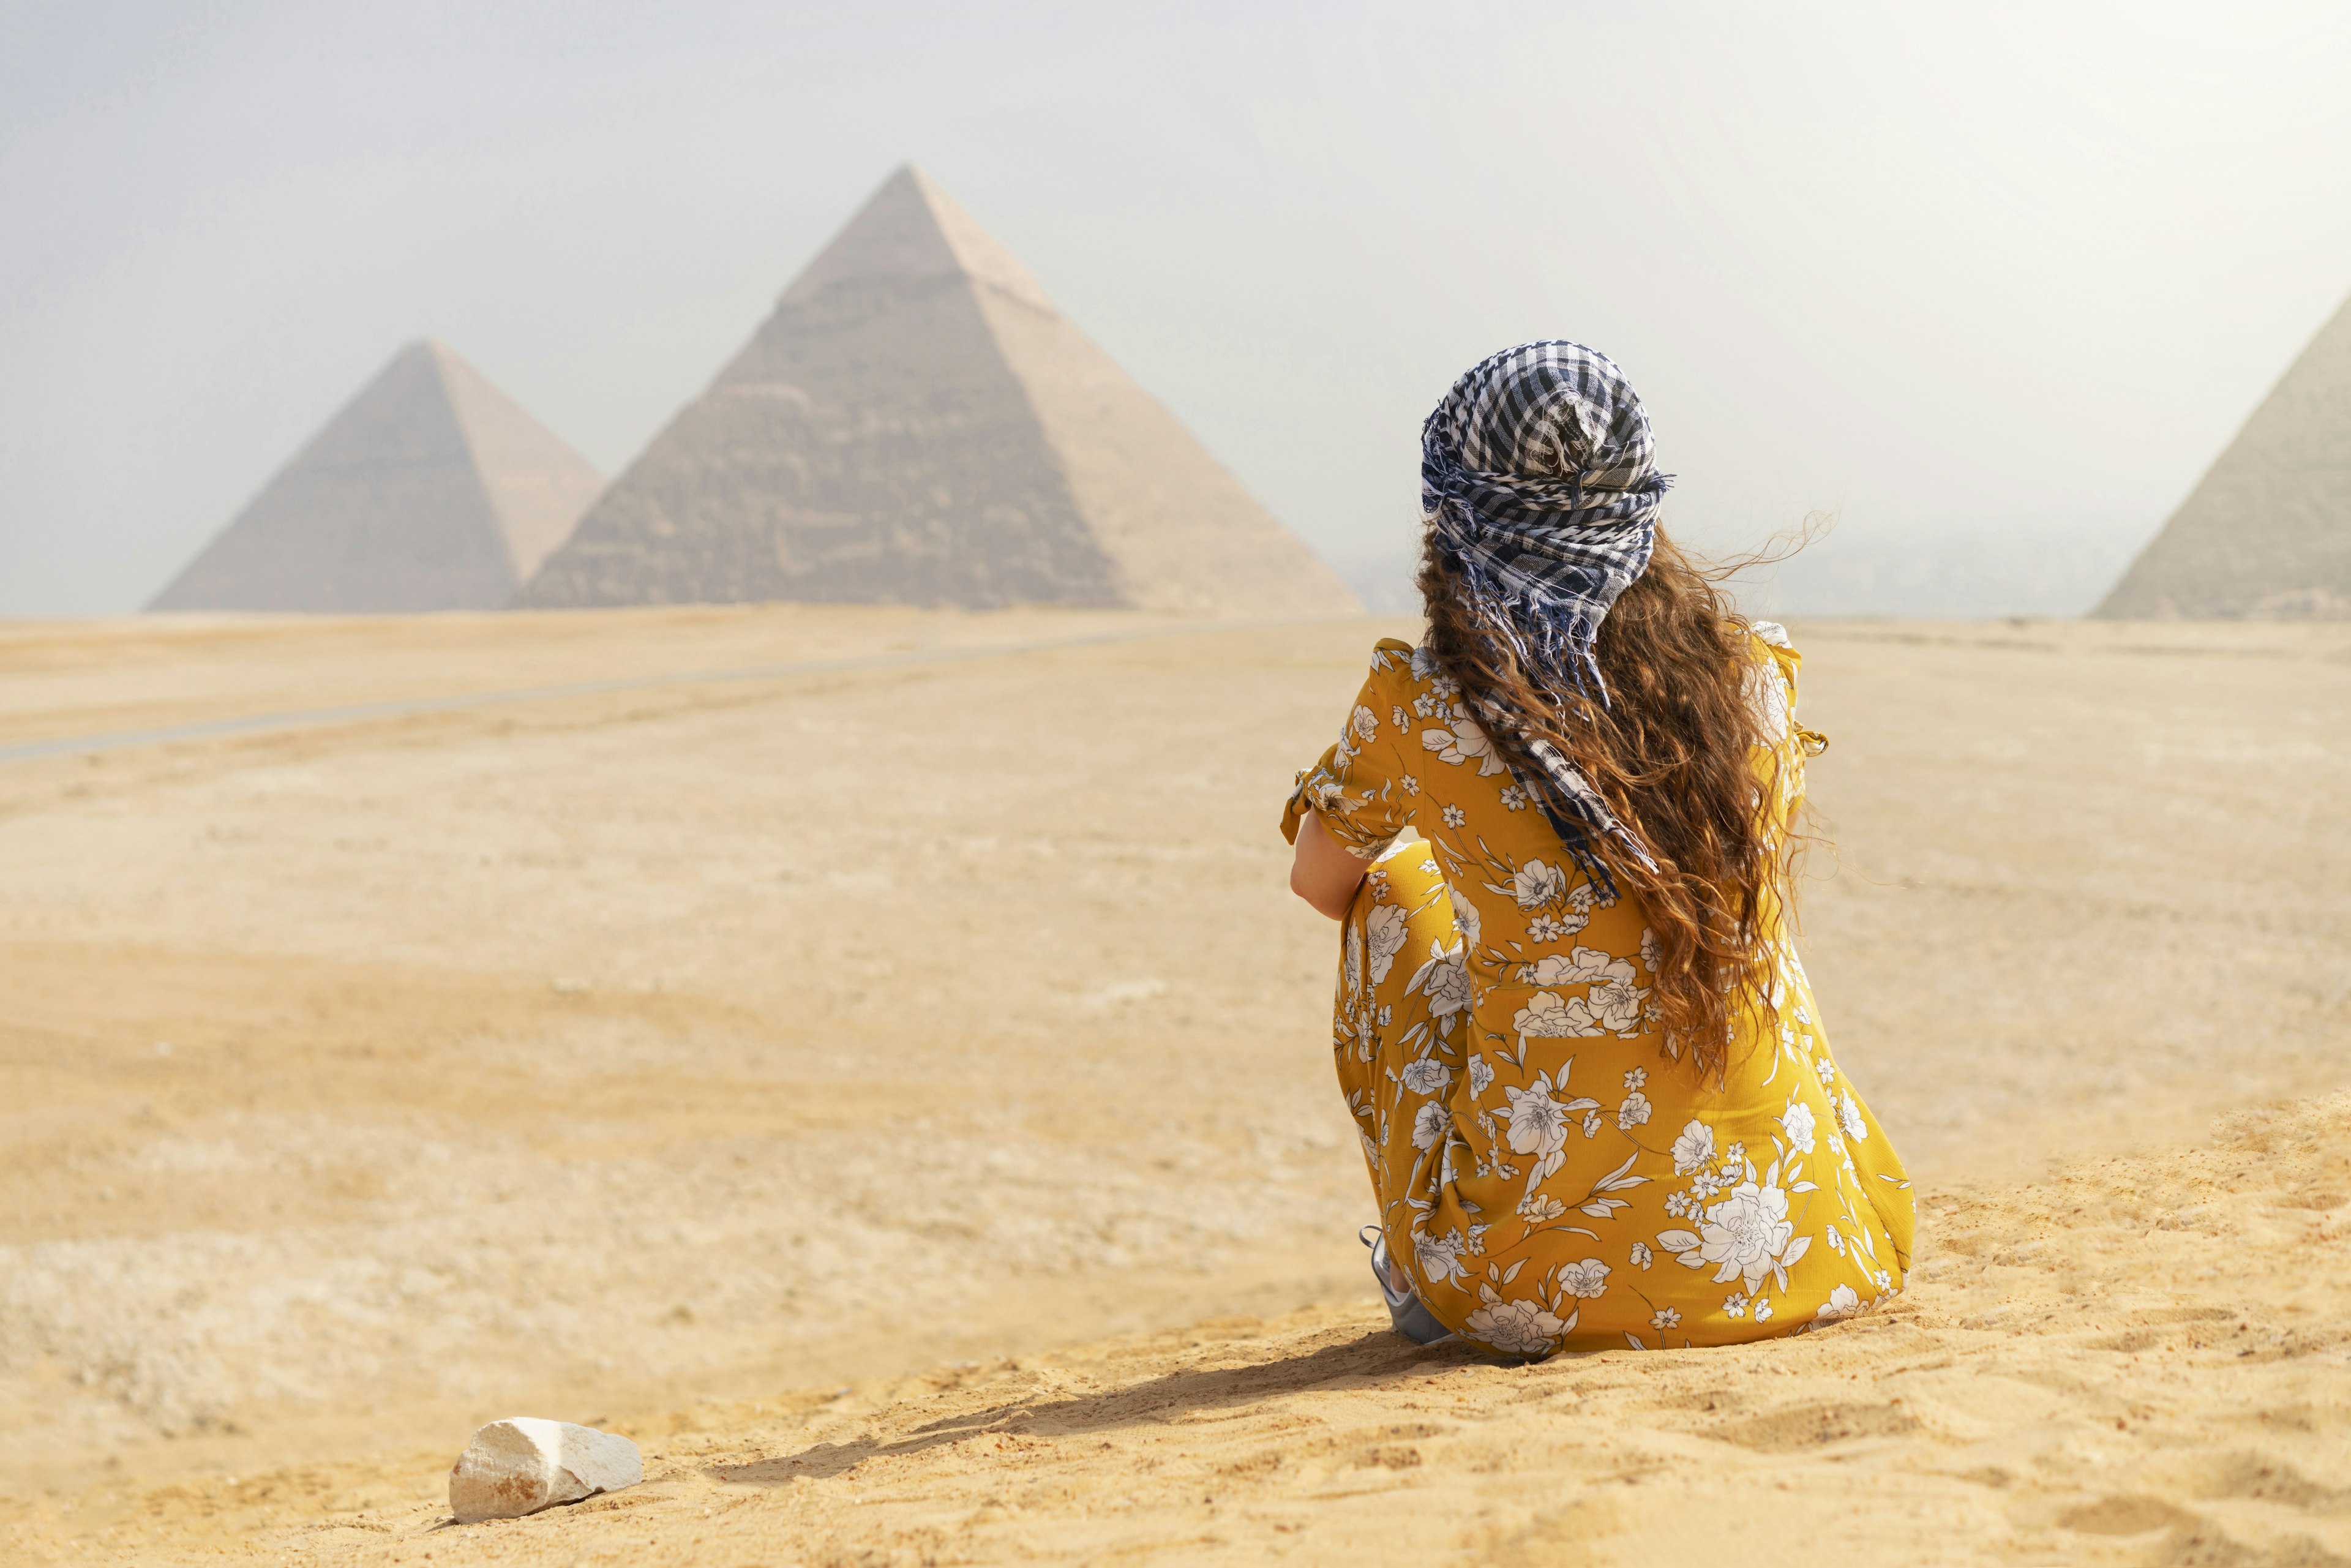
(1663, 1189, 1695, 1219)
(1779, 1098, 1817, 1154)
(1401, 1059, 1451, 1096)
(1624, 1067, 1648, 1091)
(1518, 1192, 1567, 1223)
(1722, 1292, 1748, 1319)
(1513, 991, 1604, 1040)
(1671, 1120, 1716, 1176)
(1412, 691, 1444, 719)
(1422, 716, 1506, 775)
(1526, 913, 1574, 943)
(1411, 1100, 1449, 1151)
(1400, 774, 1420, 795)
(1344, 923, 1363, 997)
(1390, 705, 1407, 730)
(1522, 947, 1635, 988)
(1365, 904, 1409, 985)
(1753, 1299, 1774, 1324)
(1618, 1091, 1652, 1130)
(1630, 1242, 1654, 1270)
(1694, 1179, 1808, 1292)
(1405, 939, 1471, 1016)
(1500, 1081, 1569, 1161)
(1441, 803, 1466, 829)
(1464, 1283, 1569, 1355)
(1558, 1259, 1611, 1299)
(1639, 926, 1660, 972)
(1512, 860, 1570, 910)
(1468, 1054, 1494, 1097)
(1447, 887, 1483, 951)
(1590, 976, 1649, 1033)
(1494, 1069, 1599, 1183)
(1413, 1226, 1472, 1285)
(1816, 1056, 1837, 1086)
(1650, 1307, 1680, 1330)
(1351, 704, 1379, 743)
(1722, 1142, 1745, 1169)
(1581, 1110, 1603, 1138)
(1746, 657, 1791, 743)
(1838, 1090, 1869, 1142)
(1411, 645, 1441, 681)
(1498, 784, 1528, 811)
(1814, 1283, 1863, 1323)
(1824, 1223, 1845, 1255)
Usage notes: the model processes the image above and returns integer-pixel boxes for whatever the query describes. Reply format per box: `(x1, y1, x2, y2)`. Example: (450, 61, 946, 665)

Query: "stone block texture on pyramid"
(149, 341, 602, 613)
(2098, 289, 2351, 619)
(517, 165, 1359, 615)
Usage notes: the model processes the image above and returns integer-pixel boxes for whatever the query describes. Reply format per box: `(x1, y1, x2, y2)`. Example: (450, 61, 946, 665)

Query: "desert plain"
(1, 606, 2347, 1566)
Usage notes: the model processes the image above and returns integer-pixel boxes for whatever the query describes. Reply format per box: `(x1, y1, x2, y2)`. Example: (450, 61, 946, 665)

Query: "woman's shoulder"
(1360, 637, 1439, 691)
(1743, 619, 1801, 691)
(1747, 619, 1798, 660)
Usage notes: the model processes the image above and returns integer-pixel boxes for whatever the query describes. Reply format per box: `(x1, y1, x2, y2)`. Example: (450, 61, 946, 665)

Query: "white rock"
(448, 1417, 642, 1523)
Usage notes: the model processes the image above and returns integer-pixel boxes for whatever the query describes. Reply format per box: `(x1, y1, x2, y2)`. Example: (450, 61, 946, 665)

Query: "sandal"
(1361, 1225, 1454, 1345)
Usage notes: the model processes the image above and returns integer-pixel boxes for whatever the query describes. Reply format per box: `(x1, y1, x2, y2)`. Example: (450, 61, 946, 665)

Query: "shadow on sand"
(711, 1327, 1493, 1487)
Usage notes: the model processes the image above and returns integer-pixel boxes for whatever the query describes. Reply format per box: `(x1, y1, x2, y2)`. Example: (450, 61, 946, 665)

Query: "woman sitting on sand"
(1284, 342, 1911, 1357)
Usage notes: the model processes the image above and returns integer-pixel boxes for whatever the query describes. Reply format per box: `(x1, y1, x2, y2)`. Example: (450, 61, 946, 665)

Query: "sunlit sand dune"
(1, 609, 2345, 1562)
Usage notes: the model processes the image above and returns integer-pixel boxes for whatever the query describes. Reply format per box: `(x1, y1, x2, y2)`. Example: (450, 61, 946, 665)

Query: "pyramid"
(2097, 290, 2351, 618)
(149, 340, 602, 613)
(516, 166, 1358, 615)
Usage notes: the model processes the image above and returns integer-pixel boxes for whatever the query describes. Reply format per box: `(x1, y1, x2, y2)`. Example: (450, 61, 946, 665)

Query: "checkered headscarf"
(1422, 341, 1671, 883)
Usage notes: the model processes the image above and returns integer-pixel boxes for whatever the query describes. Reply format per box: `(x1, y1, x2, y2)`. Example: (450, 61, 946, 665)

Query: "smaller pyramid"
(517, 165, 1357, 615)
(149, 340, 602, 613)
(2097, 290, 2351, 619)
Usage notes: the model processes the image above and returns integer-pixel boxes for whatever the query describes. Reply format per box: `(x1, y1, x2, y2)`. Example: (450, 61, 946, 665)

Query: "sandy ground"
(1, 607, 2347, 1562)
(12, 1090, 2351, 1566)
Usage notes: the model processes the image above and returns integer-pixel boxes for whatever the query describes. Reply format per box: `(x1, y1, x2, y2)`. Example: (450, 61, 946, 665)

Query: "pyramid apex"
(777, 163, 1054, 313)
(402, 339, 474, 388)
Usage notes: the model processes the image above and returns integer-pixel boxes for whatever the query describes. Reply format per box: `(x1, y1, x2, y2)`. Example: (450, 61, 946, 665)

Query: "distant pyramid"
(516, 165, 1357, 615)
(149, 340, 602, 613)
(2097, 290, 2351, 619)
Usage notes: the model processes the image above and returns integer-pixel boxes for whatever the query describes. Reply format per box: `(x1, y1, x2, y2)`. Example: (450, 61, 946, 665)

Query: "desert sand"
(2, 607, 2347, 1564)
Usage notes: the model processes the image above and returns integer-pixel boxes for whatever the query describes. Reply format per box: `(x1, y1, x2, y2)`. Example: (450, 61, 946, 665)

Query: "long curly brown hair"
(1418, 526, 1791, 1078)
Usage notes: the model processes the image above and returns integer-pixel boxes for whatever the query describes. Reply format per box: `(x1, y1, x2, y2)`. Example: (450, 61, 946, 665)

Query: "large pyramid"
(150, 340, 602, 613)
(516, 166, 1357, 615)
(2098, 290, 2351, 618)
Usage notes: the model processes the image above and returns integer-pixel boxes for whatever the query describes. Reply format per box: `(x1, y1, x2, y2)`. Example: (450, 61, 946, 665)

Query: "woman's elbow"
(1290, 868, 1355, 921)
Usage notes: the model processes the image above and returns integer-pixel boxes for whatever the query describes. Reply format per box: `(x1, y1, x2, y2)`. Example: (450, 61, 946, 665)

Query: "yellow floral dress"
(1283, 630, 1912, 1356)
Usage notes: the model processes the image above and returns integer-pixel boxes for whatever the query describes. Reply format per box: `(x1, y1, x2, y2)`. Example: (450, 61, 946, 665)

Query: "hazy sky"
(5, 1, 2349, 617)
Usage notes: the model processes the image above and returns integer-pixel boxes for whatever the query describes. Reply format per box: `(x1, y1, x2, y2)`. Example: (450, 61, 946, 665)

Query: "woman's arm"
(1289, 809, 1368, 920)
